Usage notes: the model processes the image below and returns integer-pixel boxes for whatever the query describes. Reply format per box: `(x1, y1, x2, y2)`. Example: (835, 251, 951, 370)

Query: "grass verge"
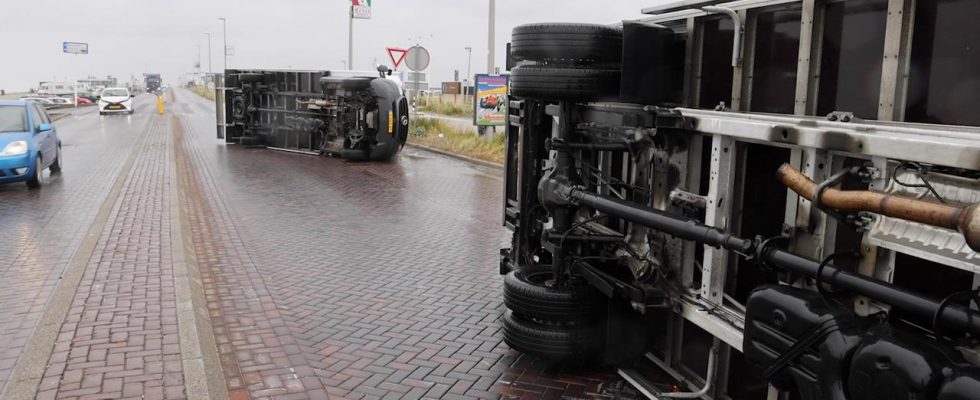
(189, 86, 215, 101)
(410, 117, 504, 165)
(419, 101, 473, 118)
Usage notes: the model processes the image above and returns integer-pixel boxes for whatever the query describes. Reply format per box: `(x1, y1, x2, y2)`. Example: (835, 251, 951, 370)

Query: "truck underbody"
(500, 1, 980, 399)
(218, 69, 409, 161)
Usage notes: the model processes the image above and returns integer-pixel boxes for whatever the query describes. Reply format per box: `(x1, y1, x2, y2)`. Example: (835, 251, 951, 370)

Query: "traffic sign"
(405, 46, 430, 72)
(352, 0, 372, 19)
(63, 42, 88, 55)
(387, 47, 408, 68)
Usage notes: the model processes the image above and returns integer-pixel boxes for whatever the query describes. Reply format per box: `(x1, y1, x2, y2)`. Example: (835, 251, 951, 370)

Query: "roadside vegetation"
(418, 101, 473, 118)
(189, 85, 215, 101)
(410, 117, 504, 164)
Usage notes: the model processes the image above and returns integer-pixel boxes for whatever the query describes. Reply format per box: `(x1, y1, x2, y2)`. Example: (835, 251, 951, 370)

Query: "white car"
(45, 97, 72, 106)
(98, 87, 134, 115)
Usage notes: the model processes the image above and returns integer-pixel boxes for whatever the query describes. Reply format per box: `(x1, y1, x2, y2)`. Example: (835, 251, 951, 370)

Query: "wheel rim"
(35, 158, 45, 184)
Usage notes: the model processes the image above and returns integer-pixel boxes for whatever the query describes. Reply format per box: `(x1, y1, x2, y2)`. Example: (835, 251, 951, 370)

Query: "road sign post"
(63, 42, 89, 107)
(404, 46, 430, 116)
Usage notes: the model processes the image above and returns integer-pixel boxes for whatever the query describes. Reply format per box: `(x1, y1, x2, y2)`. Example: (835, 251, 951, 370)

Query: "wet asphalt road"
(0, 90, 635, 399)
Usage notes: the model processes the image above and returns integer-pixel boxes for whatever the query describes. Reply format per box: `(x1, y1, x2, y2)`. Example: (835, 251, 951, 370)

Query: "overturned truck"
(500, 1, 980, 399)
(218, 68, 409, 160)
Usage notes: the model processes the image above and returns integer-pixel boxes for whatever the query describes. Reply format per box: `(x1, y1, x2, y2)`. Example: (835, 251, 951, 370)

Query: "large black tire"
(501, 310, 603, 361)
(510, 65, 620, 102)
(511, 23, 623, 65)
(238, 73, 266, 83)
(504, 270, 604, 323)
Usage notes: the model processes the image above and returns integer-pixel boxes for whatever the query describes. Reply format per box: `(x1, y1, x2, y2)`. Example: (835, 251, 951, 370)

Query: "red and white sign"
(352, 0, 372, 19)
(386, 47, 408, 68)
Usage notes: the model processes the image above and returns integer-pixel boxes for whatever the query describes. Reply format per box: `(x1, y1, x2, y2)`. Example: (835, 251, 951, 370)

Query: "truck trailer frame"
(500, 1, 980, 399)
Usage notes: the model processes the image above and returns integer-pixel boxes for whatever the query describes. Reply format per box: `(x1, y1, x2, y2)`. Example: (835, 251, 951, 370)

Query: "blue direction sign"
(63, 42, 88, 54)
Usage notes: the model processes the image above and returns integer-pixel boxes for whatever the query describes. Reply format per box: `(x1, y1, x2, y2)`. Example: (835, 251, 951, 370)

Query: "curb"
(405, 143, 504, 170)
(170, 115, 228, 400)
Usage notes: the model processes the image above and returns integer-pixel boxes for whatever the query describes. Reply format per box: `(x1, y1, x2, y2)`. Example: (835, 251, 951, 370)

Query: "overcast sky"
(0, 0, 670, 92)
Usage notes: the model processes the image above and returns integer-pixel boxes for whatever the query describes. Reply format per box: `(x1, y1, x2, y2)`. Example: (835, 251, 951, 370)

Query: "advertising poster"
(473, 74, 508, 127)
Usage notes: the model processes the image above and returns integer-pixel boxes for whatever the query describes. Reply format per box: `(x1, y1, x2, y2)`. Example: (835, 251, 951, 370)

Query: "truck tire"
(501, 310, 602, 362)
(503, 270, 605, 322)
(238, 73, 265, 84)
(511, 23, 623, 65)
(510, 65, 620, 102)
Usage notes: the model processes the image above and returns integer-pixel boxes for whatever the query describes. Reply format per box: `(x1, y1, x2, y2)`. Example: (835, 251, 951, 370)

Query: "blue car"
(0, 100, 62, 188)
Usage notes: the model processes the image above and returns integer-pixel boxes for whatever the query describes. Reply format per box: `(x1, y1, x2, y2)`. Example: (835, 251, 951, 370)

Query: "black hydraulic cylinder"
(563, 185, 980, 336)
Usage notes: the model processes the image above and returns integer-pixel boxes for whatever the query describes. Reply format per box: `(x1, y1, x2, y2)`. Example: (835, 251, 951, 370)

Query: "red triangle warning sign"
(387, 48, 408, 68)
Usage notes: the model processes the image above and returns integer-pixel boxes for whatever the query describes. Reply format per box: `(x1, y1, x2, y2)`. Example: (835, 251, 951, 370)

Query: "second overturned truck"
(218, 67, 409, 161)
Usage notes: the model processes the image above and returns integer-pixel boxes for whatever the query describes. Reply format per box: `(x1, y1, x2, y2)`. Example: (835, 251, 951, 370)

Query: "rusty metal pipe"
(777, 163, 980, 252)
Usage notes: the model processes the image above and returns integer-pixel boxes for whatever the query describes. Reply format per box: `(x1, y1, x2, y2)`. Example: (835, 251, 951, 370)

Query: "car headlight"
(1, 141, 28, 156)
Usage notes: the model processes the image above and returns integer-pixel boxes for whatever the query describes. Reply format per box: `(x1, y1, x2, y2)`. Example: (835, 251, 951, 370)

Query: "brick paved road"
(0, 91, 637, 399)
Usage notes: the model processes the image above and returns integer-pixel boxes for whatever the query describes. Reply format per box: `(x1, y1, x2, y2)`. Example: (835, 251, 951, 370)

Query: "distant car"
(19, 97, 54, 105)
(0, 100, 62, 188)
(76, 97, 93, 106)
(45, 97, 72, 106)
(98, 87, 134, 115)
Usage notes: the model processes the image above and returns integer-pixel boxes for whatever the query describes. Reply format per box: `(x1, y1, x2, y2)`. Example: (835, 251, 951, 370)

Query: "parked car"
(19, 97, 54, 106)
(75, 97, 93, 106)
(0, 100, 62, 188)
(98, 87, 134, 115)
(45, 97, 72, 107)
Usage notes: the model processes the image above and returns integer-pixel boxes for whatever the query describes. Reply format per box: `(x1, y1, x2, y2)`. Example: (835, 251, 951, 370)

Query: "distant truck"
(144, 73, 162, 93)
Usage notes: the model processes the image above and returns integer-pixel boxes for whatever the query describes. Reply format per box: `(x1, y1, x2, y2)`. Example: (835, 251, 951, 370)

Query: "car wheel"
(501, 310, 603, 362)
(503, 270, 605, 323)
(49, 147, 62, 174)
(26, 156, 44, 189)
(511, 23, 623, 65)
(510, 65, 621, 102)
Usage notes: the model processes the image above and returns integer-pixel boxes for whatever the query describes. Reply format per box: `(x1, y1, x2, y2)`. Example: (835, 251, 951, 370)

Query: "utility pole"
(203, 32, 212, 85)
(348, 2, 354, 70)
(487, 0, 495, 73)
(218, 17, 227, 71)
(465, 47, 472, 81)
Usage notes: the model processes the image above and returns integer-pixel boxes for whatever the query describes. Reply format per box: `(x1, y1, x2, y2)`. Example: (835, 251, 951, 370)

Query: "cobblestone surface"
(0, 101, 154, 393)
(0, 91, 635, 400)
(38, 115, 186, 400)
(174, 90, 633, 399)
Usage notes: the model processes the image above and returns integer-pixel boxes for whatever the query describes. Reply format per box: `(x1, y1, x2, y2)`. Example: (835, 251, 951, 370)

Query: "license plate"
(110, 105, 122, 109)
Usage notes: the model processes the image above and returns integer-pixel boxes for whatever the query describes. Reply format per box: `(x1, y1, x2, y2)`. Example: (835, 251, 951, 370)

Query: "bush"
(189, 86, 215, 101)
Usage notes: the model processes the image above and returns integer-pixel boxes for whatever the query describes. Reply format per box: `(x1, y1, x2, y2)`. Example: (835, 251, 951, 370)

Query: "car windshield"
(102, 89, 128, 97)
(0, 106, 29, 133)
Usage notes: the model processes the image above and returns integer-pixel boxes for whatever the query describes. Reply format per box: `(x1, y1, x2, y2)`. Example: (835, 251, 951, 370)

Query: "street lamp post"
(203, 32, 212, 85)
(487, 0, 495, 73)
(464, 47, 472, 95)
(218, 18, 227, 72)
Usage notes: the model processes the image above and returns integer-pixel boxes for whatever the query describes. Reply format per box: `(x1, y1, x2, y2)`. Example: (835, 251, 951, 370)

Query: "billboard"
(442, 82, 461, 95)
(473, 74, 508, 127)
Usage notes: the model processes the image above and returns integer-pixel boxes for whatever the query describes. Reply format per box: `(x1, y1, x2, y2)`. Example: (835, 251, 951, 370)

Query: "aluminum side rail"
(676, 108, 980, 169)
